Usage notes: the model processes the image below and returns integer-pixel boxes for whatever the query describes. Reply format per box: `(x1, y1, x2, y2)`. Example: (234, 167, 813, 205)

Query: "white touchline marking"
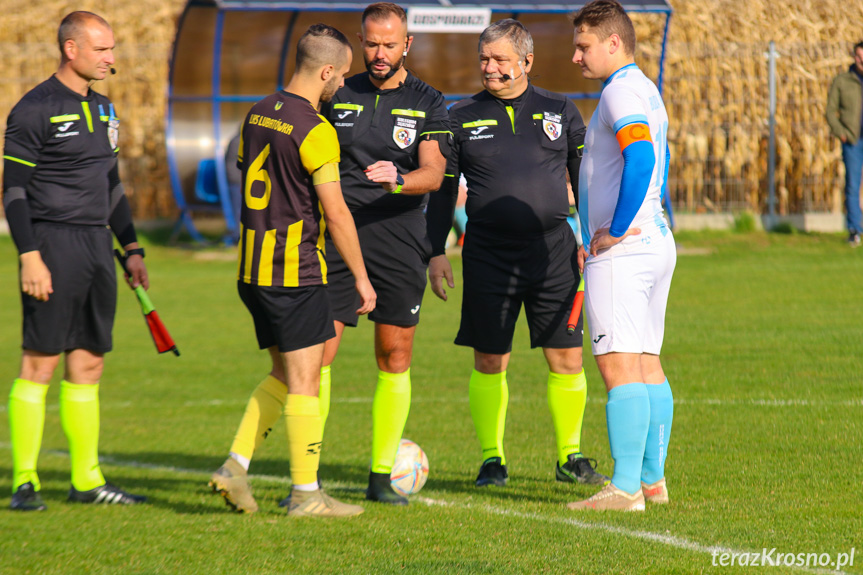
(0, 442, 846, 573)
(413, 496, 844, 575)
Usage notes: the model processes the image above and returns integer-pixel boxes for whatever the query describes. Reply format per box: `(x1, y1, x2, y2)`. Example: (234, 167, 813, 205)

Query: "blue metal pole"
(277, 11, 300, 91)
(166, 3, 206, 243)
(657, 10, 671, 95)
(212, 9, 239, 242)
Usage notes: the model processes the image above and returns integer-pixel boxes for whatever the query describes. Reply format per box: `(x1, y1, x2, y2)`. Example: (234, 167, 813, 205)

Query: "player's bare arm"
(364, 139, 446, 194)
(316, 178, 377, 315)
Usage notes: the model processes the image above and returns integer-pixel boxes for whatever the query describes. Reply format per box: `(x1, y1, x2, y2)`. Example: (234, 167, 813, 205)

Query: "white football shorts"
(584, 226, 676, 356)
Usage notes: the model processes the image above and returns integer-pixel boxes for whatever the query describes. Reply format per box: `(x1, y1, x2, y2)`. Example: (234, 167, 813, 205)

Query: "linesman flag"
(114, 249, 180, 356)
(567, 276, 585, 335)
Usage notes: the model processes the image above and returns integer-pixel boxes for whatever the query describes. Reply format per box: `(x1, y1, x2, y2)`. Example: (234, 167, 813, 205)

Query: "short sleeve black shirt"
(321, 72, 450, 215)
(3, 75, 119, 225)
(448, 84, 585, 237)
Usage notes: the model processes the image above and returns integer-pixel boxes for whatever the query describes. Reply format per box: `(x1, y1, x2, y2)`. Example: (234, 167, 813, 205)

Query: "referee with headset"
(427, 19, 609, 490)
(4, 11, 148, 510)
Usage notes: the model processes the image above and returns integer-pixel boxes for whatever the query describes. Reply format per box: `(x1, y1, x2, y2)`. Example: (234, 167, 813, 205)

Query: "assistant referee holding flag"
(427, 19, 609, 489)
(4, 11, 148, 510)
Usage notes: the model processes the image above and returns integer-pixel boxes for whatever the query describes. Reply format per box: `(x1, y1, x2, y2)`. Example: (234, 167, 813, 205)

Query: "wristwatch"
(392, 173, 405, 194)
(126, 247, 145, 259)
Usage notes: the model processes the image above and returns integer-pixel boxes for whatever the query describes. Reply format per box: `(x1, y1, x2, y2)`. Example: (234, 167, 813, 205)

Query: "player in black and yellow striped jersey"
(209, 24, 376, 518)
(236, 98, 338, 287)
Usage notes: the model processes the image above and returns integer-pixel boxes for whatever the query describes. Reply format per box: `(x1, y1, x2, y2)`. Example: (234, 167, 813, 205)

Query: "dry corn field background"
(1, 0, 861, 219)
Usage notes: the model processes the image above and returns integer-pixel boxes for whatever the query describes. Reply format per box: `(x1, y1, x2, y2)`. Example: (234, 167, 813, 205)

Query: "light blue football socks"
(642, 378, 674, 484)
(606, 382, 650, 495)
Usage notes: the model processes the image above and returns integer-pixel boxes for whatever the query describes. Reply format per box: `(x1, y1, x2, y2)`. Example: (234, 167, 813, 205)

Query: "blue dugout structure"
(167, 0, 672, 243)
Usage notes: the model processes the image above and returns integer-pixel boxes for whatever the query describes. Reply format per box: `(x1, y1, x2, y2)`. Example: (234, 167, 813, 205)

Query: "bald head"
(58, 11, 112, 58)
(295, 24, 353, 75)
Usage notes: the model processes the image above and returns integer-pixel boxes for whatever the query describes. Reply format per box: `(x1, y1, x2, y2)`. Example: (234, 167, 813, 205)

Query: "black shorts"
(22, 223, 116, 355)
(455, 222, 584, 354)
(238, 281, 335, 352)
(326, 211, 431, 327)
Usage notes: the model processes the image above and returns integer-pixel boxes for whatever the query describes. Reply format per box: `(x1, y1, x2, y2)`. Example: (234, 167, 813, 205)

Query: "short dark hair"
(854, 41, 863, 54)
(58, 11, 111, 54)
(362, 2, 407, 26)
(478, 19, 533, 61)
(295, 24, 352, 72)
(571, 0, 636, 57)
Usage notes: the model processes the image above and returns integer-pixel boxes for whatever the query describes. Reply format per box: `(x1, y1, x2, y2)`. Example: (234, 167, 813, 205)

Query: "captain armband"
(312, 162, 340, 186)
(615, 122, 652, 152)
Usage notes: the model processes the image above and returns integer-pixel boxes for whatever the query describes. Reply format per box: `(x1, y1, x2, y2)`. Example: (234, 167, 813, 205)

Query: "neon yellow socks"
(547, 370, 588, 466)
(370, 369, 411, 474)
(285, 394, 322, 486)
(469, 370, 508, 464)
(59, 380, 105, 492)
(319, 365, 332, 437)
(229, 375, 288, 464)
(8, 379, 49, 491)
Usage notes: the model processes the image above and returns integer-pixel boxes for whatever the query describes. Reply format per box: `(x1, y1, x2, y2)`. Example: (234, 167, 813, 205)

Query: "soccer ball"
(390, 439, 429, 496)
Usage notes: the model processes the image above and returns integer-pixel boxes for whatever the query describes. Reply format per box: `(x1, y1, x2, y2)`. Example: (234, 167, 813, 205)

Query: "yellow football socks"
(319, 365, 332, 437)
(285, 394, 322, 486)
(547, 370, 588, 466)
(230, 375, 287, 461)
(60, 380, 105, 492)
(8, 378, 49, 491)
(370, 369, 411, 474)
(469, 370, 508, 465)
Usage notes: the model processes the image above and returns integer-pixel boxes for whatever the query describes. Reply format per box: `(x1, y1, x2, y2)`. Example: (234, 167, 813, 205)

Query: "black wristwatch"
(126, 247, 145, 259)
(392, 173, 405, 194)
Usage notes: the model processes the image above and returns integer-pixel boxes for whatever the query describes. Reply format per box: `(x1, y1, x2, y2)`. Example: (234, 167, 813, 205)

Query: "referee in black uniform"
(317, 2, 450, 505)
(427, 19, 609, 489)
(3, 11, 147, 510)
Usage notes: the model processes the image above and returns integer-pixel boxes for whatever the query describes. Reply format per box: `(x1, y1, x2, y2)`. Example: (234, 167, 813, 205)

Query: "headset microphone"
(110, 67, 117, 75)
(499, 60, 527, 82)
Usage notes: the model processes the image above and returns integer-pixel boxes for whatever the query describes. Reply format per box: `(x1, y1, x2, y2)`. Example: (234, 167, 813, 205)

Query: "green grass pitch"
(0, 230, 860, 574)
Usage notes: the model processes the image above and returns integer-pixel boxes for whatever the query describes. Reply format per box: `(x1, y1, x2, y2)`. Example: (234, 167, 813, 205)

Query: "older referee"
(4, 11, 148, 510)
(427, 19, 609, 489)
